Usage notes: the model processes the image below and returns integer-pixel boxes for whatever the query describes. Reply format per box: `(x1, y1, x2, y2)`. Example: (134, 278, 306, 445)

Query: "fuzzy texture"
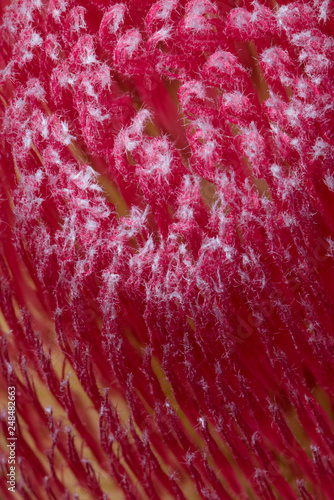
(1, 0, 334, 499)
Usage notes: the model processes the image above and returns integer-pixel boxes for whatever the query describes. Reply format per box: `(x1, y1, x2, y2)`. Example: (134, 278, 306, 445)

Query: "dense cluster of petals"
(1, 0, 334, 498)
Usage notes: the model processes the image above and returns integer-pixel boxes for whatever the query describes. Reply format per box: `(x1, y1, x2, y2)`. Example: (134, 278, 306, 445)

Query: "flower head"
(1, 0, 334, 498)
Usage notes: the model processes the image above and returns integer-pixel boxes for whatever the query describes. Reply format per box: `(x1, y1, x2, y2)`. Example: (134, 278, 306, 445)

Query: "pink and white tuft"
(1, 0, 334, 498)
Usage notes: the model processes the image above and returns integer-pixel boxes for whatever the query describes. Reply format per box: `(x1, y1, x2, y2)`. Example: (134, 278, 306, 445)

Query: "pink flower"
(1, 0, 334, 498)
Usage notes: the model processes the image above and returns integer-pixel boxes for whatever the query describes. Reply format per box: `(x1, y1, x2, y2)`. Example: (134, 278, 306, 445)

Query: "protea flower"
(1, 0, 334, 498)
